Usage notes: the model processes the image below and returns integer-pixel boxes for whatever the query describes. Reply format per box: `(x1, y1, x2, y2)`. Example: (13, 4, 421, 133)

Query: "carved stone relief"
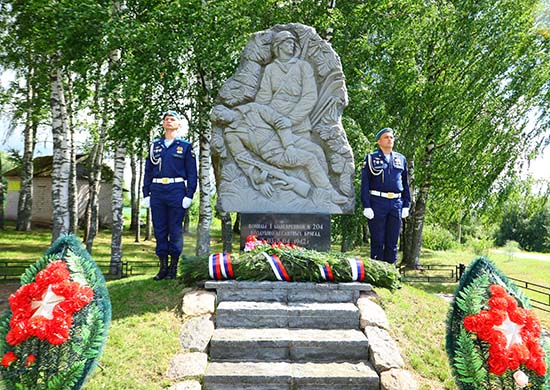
(211, 23, 355, 214)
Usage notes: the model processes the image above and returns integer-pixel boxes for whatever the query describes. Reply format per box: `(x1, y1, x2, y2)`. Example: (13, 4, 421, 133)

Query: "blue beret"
(375, 127, 394, 141)
(162, 110, 181, 120)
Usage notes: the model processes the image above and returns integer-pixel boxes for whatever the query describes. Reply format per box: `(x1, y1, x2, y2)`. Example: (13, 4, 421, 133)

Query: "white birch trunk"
(50, 61, 71, 242)
(110, 145, 125, 276)
(195, 130, 212, 256)
(16, 64, 35, 232)
(0, 158, 4, 229)
(67, 74, 78, 233)
(85, 117, 105, 253)
(85, 72, 107, 253)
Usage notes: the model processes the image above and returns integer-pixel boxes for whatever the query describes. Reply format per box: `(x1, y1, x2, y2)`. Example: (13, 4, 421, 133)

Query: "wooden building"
(4, 155, 114, 227)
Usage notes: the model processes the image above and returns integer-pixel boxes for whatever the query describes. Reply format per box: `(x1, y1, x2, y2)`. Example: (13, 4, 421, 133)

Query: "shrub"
(422, 224, 458, 251)
(467, 236, 493, 256)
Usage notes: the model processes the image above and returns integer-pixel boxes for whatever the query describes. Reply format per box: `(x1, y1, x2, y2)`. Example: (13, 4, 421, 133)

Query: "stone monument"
(211, 23, 355, 250)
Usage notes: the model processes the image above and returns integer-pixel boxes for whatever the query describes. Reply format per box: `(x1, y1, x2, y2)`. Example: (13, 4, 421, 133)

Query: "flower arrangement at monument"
(0, 234, 111, 390)
(446, 257, 550, 389)
(181, 235, 400, 290)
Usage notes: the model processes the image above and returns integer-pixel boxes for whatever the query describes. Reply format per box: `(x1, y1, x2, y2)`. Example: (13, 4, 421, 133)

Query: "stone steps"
(205, 280, 372, 303)
(210, 328, 369, 362)
(203, 281, 380, 390)
(215, 301, 360, 329)
(172, 282, 419, 390)
(204, 361, 379, 390)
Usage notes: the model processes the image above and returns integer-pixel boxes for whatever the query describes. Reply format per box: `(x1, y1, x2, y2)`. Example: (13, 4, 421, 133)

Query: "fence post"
(457, 263, 466, 281)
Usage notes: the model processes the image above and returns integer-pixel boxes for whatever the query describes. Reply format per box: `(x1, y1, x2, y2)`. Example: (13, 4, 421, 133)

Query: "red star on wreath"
(463, 284, 547, 376)
(6, 261, 94, 346)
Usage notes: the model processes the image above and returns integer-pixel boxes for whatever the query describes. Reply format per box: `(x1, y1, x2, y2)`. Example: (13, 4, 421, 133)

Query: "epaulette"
(175, 138, 193, 146)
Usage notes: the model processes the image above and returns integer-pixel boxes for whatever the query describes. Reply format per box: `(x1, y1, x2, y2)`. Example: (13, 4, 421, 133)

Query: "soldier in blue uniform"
(360, 127, 411, 264)
(142, 110, 198, 280)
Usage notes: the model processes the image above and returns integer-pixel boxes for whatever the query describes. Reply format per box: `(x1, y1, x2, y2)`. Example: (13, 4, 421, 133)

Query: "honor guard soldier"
(142, 110, 198, 280)
(360, 127, 411, 264)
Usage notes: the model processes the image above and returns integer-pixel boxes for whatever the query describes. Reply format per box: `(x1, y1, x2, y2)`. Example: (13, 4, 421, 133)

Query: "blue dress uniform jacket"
(143, 138, 198, 199)
(143, 138, 198, 259)
(360, 149, 411, 264)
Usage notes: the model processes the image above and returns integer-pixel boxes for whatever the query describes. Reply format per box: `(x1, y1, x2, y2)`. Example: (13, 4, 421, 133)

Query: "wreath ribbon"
(348, 257, 365, 282)
(318, 263, 335, 282)
(261, 252, 291, 282)
(208, 253, 234, 280)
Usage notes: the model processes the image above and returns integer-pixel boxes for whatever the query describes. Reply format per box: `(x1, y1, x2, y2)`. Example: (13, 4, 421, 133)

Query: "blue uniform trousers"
(367, 196, 403, 264)
(150, 183, 186, 259)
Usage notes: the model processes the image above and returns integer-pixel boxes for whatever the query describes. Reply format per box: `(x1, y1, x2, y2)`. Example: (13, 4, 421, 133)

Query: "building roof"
(3, 154, 114, 182)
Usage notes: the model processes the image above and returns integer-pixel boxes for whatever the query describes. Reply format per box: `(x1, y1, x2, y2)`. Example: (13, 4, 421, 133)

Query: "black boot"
(153, 257, 169, 281)
(165, 255, 180, 279)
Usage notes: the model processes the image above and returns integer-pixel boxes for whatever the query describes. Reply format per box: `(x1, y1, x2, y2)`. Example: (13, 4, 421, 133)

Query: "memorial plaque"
(240, 213, 331, 252)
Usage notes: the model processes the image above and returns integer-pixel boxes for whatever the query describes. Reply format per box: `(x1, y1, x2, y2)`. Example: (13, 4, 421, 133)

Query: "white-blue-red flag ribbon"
(208, 253, 234, 280)
(261, 252, 291, 282)
(348, 257, 365, 282)
(318, 263, 335, 282)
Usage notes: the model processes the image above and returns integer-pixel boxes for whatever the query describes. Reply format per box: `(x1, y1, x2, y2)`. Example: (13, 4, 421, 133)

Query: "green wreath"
(181, 240, 400, 291)
(0, 234, 111, 390)
(446, 257, 550, 389)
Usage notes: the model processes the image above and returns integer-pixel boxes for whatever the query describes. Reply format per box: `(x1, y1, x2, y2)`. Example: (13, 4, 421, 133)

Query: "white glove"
(363, 208, 374, 219)
(182, 197, 192, 209)
(142, 196, 150, 208)
(402, 207, 410, 219)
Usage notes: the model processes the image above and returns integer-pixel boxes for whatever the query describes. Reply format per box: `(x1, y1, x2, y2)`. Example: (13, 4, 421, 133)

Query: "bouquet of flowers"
(181, 235, 400, 291)
(0, 234, 111, 390)
(447, 257, 550, 389)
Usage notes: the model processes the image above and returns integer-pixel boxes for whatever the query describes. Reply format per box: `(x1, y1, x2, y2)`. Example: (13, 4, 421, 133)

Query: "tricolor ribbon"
(348, 257, 365, 282)
(208, 253, 234, 280)
(261, 252, 292, 282)
(318, 263, 335, 282)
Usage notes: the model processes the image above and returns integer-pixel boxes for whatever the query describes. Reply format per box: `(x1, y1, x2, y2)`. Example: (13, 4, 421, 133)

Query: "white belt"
(152, 177, 185, 184)
(370, 190, 401, 199)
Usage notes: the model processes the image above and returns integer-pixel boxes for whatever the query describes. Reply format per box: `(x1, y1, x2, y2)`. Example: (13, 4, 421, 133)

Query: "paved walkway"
(491, 249, 550, 262)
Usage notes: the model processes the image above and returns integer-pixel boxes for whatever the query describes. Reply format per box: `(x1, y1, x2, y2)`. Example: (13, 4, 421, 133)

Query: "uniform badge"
(373, 157, 385, 168)
(154, 146, 163, 153)
(393, 157, 403, 169)
(176, 146, 183, 154)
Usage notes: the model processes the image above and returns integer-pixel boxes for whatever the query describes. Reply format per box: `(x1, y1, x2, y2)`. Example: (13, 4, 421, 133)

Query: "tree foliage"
(494, 177, 550, 252)
(1, 0, 548, 261)
(329, 0, 550, 265)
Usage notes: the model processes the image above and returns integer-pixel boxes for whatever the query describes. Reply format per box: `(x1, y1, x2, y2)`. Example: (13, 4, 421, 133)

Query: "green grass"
(1, 222, 549, 389)
(83, 276, 188, 390)
(376, 286, 456, 389)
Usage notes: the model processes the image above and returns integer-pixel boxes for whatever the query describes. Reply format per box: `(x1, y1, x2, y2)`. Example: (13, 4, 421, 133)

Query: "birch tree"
(110, 145, 125, 276)
(15, 64, 37, 232)
(332, 0, 550, 267)
(50, 57, 72, 242)
(0, 156, 4, 230)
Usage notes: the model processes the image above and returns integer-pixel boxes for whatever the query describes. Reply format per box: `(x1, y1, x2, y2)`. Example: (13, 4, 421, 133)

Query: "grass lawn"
(1, 222, 549, 389)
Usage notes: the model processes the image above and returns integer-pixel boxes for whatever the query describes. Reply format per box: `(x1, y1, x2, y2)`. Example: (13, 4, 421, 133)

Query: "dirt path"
(0, 282, 20, 312)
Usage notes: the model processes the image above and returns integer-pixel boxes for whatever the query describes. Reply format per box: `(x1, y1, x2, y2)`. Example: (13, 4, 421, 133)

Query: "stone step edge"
(215, 301, 360, 329)
(217, 301, 359, 310)
(205, 360, 379, 382)
(206, 281, 372, 304)
(205, 280, 372, 292)
(210, 327, 368, 343)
